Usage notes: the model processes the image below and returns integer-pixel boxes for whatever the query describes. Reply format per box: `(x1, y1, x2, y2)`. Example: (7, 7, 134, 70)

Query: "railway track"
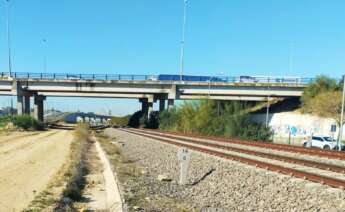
(47, 123, 109, 130)
(121, 128, 345, 190)
(144, 129, 345, 160)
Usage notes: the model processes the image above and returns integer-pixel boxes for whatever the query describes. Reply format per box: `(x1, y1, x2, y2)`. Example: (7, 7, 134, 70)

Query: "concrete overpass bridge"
(0, 72, 313, 122)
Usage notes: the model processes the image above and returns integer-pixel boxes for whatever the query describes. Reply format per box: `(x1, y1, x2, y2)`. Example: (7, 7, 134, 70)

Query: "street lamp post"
(42, 39, 47, 73)
(179, 0, 188, 81)
(265, 95, 270, 128)
(6, 0, 12, 76)
(6, 0, 14, 116)
(338, 75, 345, 151)
(265, 85, 270, 128)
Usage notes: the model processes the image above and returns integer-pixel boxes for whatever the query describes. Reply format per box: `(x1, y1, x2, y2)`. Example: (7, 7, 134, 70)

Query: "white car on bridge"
(302, 136, 340, 150)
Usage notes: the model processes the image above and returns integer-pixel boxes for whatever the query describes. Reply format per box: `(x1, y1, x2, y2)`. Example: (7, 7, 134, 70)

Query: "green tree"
(303, 91, 342, 124)
(301, 75, 338, 107)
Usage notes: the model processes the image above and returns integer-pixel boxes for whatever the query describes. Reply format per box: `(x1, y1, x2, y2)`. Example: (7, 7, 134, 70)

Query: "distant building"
(64, 112, 112, 124)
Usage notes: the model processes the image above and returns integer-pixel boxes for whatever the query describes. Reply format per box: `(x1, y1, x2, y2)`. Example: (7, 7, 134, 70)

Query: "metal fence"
(0, 72, 316, 85)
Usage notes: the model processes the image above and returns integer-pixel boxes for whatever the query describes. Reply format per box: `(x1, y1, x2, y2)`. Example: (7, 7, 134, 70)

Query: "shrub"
(301, 75, 338, 106)
(145, 111, 159, 129)
(12, 115, 44, 130)
(0, 116, 12, 128)
(158, 100, 272, 141)
(62, 124, 89, 201)
(110, 116, 130, 127)
(128, 110, 144, 128)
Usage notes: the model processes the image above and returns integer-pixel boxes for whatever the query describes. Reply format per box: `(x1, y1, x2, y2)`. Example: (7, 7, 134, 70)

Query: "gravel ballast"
(104, 128, 345, 211)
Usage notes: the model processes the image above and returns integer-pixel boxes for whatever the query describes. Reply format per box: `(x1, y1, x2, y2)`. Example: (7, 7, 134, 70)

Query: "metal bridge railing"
(0, 72, 316, 85)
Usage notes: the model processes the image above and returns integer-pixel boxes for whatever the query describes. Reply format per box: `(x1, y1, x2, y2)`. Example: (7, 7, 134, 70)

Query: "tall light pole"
(288, 42, 294, 74)
(6, 0, 14, 116)
(6, 0, 12, 76)
(338, 75, 345, 151)
(265, 95, 270, 128)
(179, 0, 188, 81)
(42, 39, 47, 73)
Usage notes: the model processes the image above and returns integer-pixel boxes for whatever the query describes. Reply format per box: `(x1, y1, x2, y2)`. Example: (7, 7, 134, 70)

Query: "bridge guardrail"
(0, 72, 316, 85)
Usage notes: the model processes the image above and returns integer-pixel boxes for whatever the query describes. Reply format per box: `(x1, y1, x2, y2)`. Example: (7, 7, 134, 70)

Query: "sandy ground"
(0, 130, 73, 211)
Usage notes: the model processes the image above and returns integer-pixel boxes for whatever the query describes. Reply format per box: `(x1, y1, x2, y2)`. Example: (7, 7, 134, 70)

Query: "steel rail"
(144, 129, 345, 160)
(122, 129, 345, 189)
(132, 129, 345, 174)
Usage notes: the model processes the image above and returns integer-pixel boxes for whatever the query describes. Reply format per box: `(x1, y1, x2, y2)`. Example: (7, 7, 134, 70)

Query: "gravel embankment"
(104, 128, 345, 211)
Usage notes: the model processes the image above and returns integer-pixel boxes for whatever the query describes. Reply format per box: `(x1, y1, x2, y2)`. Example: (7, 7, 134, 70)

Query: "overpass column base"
(16, 96, 24, 115)
(147, 102, 153, 119)
(24, 96, 30, 115)
(168, 99, 174, 110)
(159, 99, 165, 112)
(34, 95, 46, 122)
(140, 98, 148, 114)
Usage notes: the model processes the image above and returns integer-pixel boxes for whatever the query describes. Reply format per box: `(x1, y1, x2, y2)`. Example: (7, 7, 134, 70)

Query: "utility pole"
(179, 0, 188, 81)
(6, 0, 12, 76)
(266, 84, 270, 128)
(6, 0, 14, 116)
(288, 42, 294, 74)
(338, 75, 345, 151)
(265, 95, 270, 128)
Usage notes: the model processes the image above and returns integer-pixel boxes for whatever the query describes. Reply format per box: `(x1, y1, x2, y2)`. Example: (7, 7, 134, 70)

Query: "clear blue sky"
(1, 0, 345, 115)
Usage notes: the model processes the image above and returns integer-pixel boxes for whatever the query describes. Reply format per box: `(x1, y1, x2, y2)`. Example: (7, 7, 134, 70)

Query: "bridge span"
(0, 72, 312, 122)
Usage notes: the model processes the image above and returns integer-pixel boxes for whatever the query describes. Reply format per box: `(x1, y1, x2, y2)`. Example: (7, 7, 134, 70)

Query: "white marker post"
(178, 148, 191, 185)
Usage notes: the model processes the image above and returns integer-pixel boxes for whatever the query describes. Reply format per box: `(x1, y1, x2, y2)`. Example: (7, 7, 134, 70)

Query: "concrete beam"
(179, 95, 267, 101)
(36, 92, 155, 99)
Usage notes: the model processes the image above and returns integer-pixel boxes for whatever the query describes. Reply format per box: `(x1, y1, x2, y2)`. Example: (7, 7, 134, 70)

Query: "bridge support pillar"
(24, 95, 30, 115)
(159, 99, 165, 112)
(168, 99, 174, 110)
(17, 96, 24, 115)
(148, 101, 153, 118)
(140, 97, 154, 119)
(34, 95, 46, 122)
(140, 98, 148, 113)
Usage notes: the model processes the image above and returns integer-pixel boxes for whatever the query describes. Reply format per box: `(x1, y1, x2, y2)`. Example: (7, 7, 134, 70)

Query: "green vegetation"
(0, 116, 11, 128)
(301, 75, 342, 125)
(62, 124, 90, 201)
(301, 75, 339, 107)
(110, 115, 130, 127)
(24, 124, 91, 211)
(127, 110, 157, 129)
(126, 100, 272, 141)
(0, 115, 43, 130)
(159, 100, 272, 141)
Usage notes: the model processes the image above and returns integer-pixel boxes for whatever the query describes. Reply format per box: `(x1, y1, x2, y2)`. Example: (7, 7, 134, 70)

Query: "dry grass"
(95, 132, 141, 181)
(24, 124, 92, 212)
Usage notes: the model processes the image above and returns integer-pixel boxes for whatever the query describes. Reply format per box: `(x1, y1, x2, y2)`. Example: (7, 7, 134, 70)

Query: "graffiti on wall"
(271, 124, 322, 137)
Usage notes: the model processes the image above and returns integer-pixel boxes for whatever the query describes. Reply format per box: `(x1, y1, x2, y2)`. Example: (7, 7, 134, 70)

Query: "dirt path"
(76, 137, 123, 211)
(0, 130, 73, 211)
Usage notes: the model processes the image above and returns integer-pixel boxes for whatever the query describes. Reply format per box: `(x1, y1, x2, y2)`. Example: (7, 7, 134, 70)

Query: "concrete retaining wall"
(252, 112, 342, 143)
